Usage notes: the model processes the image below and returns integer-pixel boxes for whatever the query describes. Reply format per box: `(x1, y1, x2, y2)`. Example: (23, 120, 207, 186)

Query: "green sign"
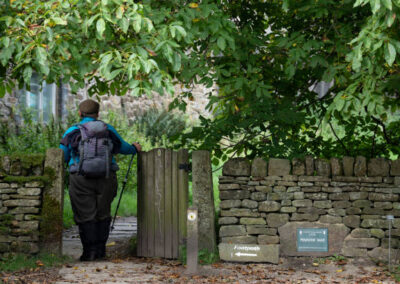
(297, 228, 328, 252)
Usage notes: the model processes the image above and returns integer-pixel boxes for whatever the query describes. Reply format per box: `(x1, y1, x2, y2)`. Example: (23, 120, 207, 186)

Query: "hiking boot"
(96, 218, 111, 259)
(78, 221, 97, 261)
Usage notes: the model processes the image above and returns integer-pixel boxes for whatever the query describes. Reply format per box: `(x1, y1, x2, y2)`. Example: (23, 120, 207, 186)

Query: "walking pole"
(111, 153, 136, 231)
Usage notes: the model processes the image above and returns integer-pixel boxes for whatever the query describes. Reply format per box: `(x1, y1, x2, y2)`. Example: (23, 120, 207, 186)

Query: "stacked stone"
(0, 155, 45, 257)
(218, 156, 400, 261)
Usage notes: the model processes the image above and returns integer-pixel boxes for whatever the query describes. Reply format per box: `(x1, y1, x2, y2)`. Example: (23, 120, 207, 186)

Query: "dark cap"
(79, 99, 100, 116)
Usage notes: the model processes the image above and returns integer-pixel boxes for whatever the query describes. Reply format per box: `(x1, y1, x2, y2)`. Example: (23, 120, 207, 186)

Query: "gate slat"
(146, 149, 155, 257)
(164, 149, 173, 258)
(171, 151, 179, 259)
(178, 149, 189, 250)
(154, 148, 165, 257)
(137, 152, 143, 256)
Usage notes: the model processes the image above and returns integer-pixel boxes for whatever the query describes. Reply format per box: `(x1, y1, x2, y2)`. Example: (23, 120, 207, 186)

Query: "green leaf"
(172, 52, 181, 72)
(2, 37, 10, 48)
(129, 80, 139, 88)
(131, 87, 140, 96)
(217, 37, 226, 50)
(0, 83, 5, 97)
(282, 0, 289, 12)
(382, 0, 392, 10)
(96, 18, 106, 37)
(23, 66, 32, 83)
(370, 0, 381, 14)
(174, 26, 186, 37)
(116, 5, 124, 19)
(133, 16, 141, 33)
(385, 42, 396, 66)
(52, 17, 67, 26)
(120, 17, 129, 33)
(35, 47, 47, 65)
(108, 69, 122, 80)
(386, 12, 396, 27)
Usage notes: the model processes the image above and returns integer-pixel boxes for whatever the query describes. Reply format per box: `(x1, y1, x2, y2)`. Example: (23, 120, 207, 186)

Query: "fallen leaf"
(336, 269, 343, 273)
(106, 241, 116, 247)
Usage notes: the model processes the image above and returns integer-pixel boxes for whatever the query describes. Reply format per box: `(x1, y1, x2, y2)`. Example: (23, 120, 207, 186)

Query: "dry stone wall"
(219, 156, 400, 262)
(0, 149, 64, 257)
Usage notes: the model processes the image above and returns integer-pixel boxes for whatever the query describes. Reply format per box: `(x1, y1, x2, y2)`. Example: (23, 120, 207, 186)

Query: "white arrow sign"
(235, 252, 257, 257)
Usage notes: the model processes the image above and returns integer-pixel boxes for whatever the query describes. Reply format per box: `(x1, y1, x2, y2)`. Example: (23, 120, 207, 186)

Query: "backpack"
(71, 120, 114, 178)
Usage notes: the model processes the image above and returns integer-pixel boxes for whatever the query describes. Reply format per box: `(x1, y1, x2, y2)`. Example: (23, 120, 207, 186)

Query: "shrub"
(134, 108, 187, 145)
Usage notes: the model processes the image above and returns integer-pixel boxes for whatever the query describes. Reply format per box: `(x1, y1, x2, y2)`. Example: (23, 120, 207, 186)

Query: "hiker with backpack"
(60, 99, 141, 261)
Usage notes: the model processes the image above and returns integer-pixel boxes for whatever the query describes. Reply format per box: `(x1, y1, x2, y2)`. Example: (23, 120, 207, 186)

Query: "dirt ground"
(1, 256, 398, 284)
(2, 218, 397, 283)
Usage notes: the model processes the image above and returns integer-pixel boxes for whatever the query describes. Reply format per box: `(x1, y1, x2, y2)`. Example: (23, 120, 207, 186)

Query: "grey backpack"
(71, 120, 114, 178)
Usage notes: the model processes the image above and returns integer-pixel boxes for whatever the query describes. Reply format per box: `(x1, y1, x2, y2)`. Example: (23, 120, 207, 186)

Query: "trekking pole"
(111, 153, 136, 231)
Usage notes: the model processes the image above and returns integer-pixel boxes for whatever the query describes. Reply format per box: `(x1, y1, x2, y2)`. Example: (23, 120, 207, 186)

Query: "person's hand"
(132, 142, 142, 152)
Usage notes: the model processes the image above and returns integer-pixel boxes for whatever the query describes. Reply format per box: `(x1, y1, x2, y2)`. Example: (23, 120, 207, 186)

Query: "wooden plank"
(178, 149, 189, 251)
(164, 149, 173, 258)
(171, 151, 179, 259)
(146, 150, 156, 257)
(154, 148, 165, 257)
(140, 151, 148, 257)
(136, 152, 143, 256)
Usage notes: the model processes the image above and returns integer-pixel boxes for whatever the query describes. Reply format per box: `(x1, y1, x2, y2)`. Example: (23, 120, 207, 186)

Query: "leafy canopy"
(2, 0, 400, 160)
(176, 0, 400, 161)
(0, 0, 232, 97)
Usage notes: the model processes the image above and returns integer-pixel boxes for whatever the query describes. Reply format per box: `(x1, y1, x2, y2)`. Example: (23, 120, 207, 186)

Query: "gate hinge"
(179, 163, 191, 172)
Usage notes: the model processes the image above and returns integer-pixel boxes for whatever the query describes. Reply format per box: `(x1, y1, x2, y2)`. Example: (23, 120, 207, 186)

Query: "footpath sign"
(218, 243, 279, 264)
(297, 228, 328, 252)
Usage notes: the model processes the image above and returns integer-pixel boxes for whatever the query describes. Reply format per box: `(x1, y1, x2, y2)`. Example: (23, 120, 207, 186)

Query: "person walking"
(60, 99, 141, 261)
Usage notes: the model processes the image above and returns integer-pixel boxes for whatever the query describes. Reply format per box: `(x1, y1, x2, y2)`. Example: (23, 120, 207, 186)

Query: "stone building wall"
(62, 83, 213, 122)
(0, 82, 213, 123)
(218, 156, 400, 262)
(0, 91, 18, 122)
(0, 149, 64, 257)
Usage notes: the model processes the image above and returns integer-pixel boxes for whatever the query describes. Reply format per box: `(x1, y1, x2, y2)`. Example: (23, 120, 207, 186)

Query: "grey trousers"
(69, 172, 118, 224)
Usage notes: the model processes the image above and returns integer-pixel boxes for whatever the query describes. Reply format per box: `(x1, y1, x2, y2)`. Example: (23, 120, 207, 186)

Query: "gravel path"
(2, 217, 397, 283)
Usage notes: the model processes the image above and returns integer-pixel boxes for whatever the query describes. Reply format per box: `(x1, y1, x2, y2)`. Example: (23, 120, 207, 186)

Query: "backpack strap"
(105, 140, 110, 179)
(77, 125, 85, 175)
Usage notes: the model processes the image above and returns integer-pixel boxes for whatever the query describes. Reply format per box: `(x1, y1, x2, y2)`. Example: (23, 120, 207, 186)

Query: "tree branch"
(369, 113, 398, 146)
(328, 120, 350, 155)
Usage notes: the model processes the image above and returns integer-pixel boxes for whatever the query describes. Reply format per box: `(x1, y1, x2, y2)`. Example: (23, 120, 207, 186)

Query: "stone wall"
(218, 156, 400, 262)
(0, 149, 64, 257)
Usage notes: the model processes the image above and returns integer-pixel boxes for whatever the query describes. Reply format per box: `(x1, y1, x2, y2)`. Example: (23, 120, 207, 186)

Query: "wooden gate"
(137, 148, 189, 258)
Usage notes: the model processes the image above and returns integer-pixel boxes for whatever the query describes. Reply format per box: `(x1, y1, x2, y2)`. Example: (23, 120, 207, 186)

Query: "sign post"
(186, 208, 198, 274)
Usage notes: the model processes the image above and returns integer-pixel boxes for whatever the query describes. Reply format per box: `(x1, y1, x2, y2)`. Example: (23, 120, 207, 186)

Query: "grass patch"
(111, 191, 137, 217)
(178, 246, 219, 265)
(212, 165, 222, 209)
(63, 194, 74, 229)
(0, 253, 71, 272)
(63, 190, 137, 228)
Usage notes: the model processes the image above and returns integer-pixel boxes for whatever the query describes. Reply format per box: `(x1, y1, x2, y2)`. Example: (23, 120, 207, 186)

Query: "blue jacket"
(60, 117, 136, 168)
